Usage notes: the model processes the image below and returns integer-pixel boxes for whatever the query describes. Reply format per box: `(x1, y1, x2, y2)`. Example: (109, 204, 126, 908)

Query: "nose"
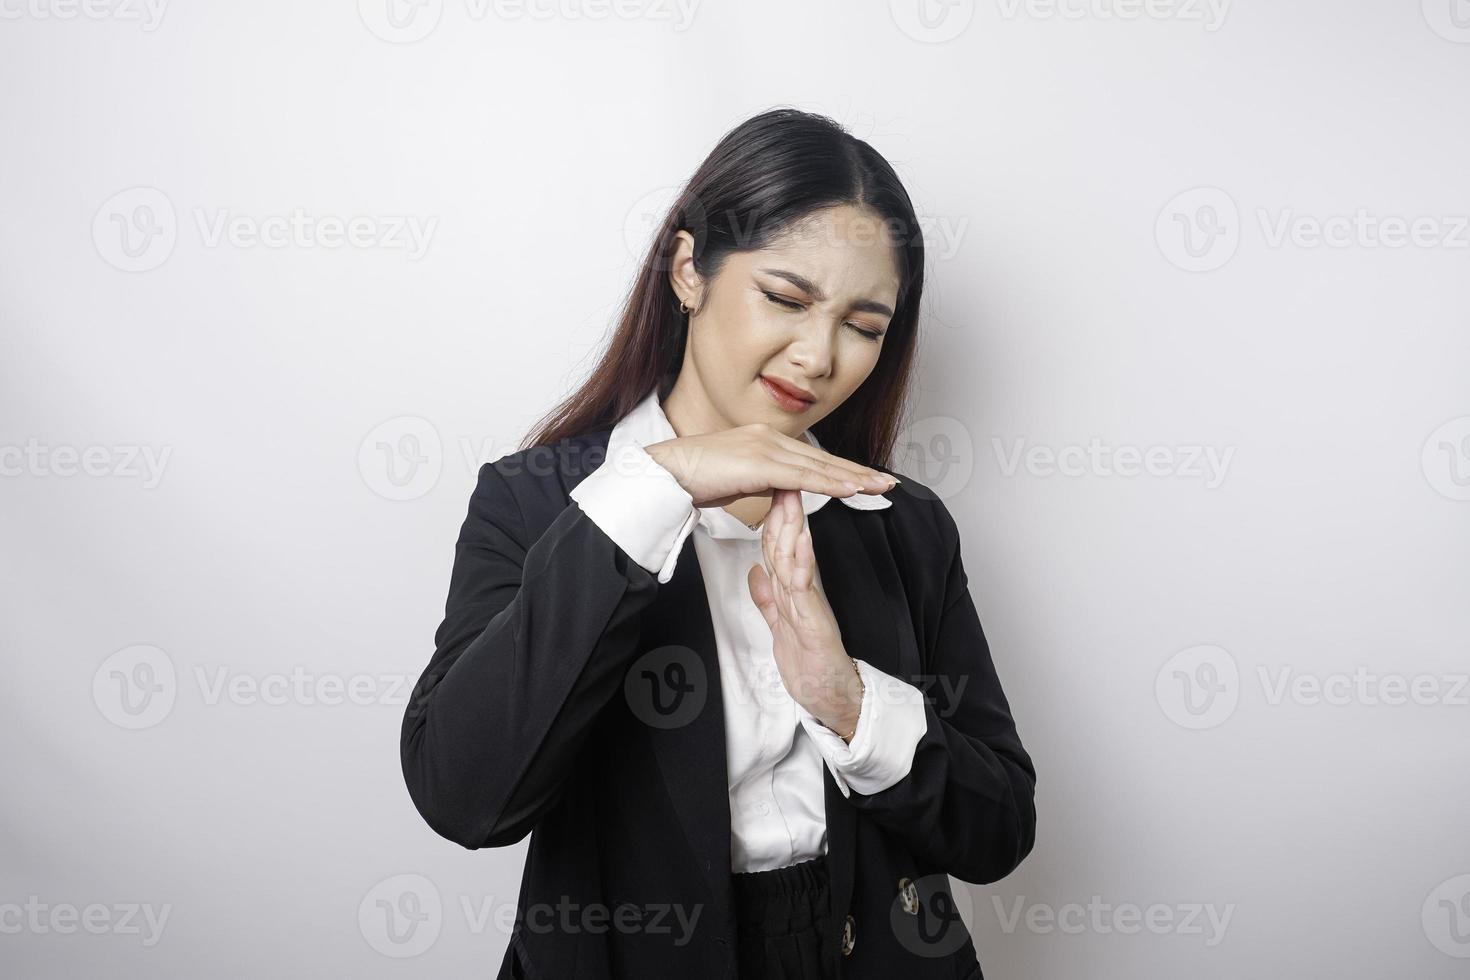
(785, 324, 834, 380)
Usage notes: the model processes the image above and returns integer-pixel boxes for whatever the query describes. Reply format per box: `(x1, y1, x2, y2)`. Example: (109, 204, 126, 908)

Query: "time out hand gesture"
(645, 423, 895, 509)
(745, 488, 864, 740)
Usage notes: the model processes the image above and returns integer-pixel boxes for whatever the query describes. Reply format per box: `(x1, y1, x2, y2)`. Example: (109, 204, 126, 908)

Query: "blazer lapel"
(639, 533, 738, 945)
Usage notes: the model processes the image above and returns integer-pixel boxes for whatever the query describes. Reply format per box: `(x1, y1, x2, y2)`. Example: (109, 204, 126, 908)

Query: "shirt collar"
(608, 388, 892, 540)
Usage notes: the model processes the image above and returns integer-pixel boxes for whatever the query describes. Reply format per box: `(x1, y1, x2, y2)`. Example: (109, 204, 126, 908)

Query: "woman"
(400, 107, 1037, 980)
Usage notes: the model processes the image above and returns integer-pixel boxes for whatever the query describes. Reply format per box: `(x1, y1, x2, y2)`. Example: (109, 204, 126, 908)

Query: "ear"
(667, 229, 704, 314)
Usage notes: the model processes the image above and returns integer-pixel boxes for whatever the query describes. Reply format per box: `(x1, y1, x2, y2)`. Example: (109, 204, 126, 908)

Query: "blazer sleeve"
(399, 458, 664, 850)
(841, 496, 1038, 885)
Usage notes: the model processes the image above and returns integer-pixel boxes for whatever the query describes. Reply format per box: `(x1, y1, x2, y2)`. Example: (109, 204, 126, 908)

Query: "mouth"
(759, 375, 816, 413)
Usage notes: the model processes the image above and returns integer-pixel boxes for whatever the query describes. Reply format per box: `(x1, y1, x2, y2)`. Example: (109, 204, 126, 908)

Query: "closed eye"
(762, 291, 885, 342)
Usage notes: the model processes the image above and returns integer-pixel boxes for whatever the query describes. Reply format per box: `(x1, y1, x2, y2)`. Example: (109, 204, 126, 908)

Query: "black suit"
(400, 427, 1037, 979)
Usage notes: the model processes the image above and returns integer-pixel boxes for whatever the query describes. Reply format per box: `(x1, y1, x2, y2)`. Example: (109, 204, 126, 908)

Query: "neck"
(660, 374, 733, 439)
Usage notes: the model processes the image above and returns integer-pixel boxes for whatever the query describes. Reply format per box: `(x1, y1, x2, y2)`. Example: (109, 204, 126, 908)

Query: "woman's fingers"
(767, 458, 886, 500)
(766, 434, 895, 490)
(761, 489, 793, 609)
(767, 490, 789, 588)
(650, 424, 896, 509)
(790, 492, 814, 592)
(768, 490, 805, 606)
(781, 491, 802, 589)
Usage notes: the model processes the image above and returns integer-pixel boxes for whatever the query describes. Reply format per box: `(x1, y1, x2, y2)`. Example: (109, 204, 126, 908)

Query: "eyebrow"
(757, 267, 895, 318)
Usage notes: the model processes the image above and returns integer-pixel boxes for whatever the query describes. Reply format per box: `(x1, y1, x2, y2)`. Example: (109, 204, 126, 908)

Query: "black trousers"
(731, 855, 837, 980)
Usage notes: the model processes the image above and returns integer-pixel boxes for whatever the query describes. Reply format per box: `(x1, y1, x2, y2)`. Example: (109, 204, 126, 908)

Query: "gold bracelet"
(832, 656, 865, 741)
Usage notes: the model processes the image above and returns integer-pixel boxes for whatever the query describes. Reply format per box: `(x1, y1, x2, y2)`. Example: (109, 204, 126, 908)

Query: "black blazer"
(400, 427, 1037, 980)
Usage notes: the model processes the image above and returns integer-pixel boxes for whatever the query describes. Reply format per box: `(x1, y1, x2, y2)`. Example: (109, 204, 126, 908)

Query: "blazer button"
(898, 876, 920, 915)
(840, 914, 855, 956)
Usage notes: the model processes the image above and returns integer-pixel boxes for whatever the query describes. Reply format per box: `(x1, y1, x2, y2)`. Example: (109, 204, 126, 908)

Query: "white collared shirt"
(568, 390, 929, 872)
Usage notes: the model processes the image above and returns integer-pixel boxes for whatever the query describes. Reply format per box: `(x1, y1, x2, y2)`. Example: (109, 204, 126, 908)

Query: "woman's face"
(666, 204, 901, 439)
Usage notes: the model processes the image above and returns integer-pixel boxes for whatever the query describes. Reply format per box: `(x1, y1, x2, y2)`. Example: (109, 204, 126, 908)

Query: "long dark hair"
(519, 106, 927, 470)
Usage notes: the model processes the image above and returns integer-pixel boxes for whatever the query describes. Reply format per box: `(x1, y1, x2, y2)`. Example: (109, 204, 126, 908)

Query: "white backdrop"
(2, 1, 1468, 977)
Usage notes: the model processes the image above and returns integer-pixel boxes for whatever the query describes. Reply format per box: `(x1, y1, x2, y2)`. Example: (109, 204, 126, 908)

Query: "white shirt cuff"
(567, 441, 698, 584)
(798, 659, 929, 799)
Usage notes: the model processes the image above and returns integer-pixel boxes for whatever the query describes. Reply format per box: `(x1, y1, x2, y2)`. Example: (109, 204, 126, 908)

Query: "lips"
(760, 375, 815, 404)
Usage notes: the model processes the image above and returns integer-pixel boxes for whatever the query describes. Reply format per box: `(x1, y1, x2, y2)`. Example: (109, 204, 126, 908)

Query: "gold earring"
(679, 299, 691, 315)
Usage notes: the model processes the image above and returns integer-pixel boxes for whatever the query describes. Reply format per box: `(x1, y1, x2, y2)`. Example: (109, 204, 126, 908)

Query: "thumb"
(746, 563, 778, 630)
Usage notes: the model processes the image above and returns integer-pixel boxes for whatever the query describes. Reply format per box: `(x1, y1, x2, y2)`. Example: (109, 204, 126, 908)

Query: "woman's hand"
(645, 423, 896, 510)
(745, 488, 864, 740)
